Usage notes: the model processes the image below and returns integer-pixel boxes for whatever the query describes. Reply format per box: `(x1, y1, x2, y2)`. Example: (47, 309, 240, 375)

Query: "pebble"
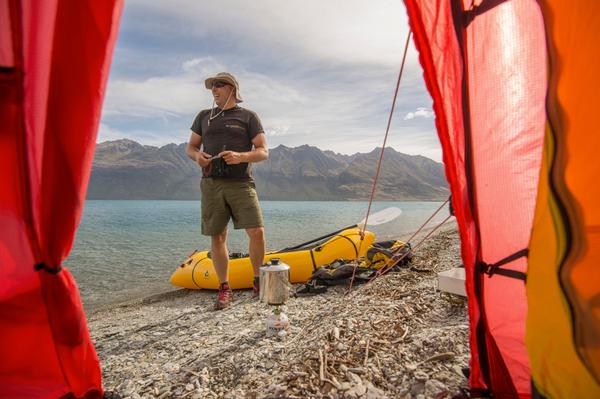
(162, 362, 180, 373)
(347, 318, 355, 330)
(365, 382, 387, 399)
(411, 381, 425, 396)
(354, 382, 367, 396)
(347, 371, 362, 385)
(264, 360, 275, 369)
(338, 381, 351, 391)
(424, 378, 448, 397)
(348, 367, 366, 375)
(414, 370, 429, 382)
(332, 326, 340, 340)
(405, 363, 417, 371)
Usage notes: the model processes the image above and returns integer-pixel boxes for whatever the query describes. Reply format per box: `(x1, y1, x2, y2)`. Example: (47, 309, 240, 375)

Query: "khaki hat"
(204, 72, 243, 103)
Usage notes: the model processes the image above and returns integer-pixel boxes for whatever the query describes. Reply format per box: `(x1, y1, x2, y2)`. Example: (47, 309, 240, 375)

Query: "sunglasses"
(212, 81, 231, 89)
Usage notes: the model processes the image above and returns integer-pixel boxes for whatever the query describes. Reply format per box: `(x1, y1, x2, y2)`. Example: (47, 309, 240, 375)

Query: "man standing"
(186, 72, 268, 310)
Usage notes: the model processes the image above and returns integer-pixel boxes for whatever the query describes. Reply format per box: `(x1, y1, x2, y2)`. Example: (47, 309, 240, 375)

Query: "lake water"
(65, 200, 450, 309)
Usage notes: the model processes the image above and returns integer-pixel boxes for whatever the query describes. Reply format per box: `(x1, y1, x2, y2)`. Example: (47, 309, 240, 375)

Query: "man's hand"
(195, 151, 212, 168)
(219, 150, 245, 165)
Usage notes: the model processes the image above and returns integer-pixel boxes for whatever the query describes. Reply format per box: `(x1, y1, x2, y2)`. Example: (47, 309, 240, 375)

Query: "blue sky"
(99, 0, 441, 161)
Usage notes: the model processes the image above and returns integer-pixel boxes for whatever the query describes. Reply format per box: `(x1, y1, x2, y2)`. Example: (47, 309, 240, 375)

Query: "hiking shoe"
(252, 276, 260, 298)
(215, 283, 232, 310)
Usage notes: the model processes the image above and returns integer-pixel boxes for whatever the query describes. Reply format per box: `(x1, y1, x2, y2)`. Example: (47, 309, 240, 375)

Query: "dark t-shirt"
(190, 106, 264, 178)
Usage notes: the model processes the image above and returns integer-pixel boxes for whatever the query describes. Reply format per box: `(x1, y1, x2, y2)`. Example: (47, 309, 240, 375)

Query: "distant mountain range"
(88, 139, 449, 201)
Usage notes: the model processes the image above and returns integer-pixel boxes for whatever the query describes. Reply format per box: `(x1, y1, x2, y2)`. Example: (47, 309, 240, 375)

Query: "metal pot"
(259, 258, 290, 305)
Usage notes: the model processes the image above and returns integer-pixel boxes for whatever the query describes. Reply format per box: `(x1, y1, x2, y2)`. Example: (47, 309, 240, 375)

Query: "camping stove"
(260, 258, 290, 337)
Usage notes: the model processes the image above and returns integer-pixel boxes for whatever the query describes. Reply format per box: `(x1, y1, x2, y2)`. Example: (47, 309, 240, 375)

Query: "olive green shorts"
(200, 178, 264, 236)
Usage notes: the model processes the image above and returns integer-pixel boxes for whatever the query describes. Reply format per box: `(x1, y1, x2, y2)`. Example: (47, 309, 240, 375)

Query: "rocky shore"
(89, 225, 468, 398)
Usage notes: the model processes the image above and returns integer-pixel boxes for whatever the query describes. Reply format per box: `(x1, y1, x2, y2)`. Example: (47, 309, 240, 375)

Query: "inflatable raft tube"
(170, 228, 375, 289)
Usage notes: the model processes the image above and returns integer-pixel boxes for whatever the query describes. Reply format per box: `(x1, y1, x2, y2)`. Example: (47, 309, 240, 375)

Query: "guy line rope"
(348, 29, 453, 291)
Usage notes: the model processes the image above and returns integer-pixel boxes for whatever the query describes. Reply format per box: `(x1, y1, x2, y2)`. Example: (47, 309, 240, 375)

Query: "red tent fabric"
(0, 0, 122, 397)
(404, 0, 546, 397)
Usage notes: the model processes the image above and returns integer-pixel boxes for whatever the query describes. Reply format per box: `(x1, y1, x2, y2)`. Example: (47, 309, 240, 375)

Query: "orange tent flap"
(527, 1, 600, 397)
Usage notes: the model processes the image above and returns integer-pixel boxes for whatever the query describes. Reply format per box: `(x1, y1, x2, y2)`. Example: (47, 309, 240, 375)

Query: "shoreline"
(85, 198, 450, 203)
(86, 220, 457, 316)
(89, 222, 467, 398)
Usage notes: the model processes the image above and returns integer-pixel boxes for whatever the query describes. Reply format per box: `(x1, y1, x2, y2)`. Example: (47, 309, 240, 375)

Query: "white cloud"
(125, 0, 415, 68)
(388, 127, 442, 161)
(97, 122, 187, 147)
(103, 57, 221, 118)
(103, 57, 309, 119)
(264, 125, 292, 137)
(97, 123, 126, 142)
(404, 107, 434, 120)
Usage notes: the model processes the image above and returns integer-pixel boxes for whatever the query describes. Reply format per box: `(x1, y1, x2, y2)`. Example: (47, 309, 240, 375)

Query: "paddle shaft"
(279, 224, 358, 252)
(277, 207, 401, 252)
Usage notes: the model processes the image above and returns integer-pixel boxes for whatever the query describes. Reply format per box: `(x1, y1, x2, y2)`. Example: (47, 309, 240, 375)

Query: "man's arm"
(186, 131, 211, 168)
(220, 132, 269, 164)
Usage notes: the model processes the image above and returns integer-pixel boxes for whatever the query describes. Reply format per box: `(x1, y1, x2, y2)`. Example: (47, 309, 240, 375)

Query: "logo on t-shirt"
(225, 124, 245, 131)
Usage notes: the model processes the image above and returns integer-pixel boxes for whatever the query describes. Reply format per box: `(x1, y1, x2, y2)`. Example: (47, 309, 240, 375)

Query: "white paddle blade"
(358, 207, 402, 227)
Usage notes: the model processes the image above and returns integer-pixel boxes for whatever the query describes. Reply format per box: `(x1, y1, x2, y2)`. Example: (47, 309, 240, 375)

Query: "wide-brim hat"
(204, 72, 243, 103)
